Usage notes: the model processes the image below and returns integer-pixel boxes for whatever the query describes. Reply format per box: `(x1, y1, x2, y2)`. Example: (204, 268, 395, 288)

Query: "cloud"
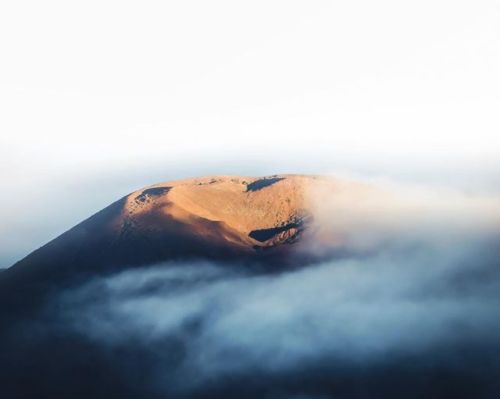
(303, 177, 500, 253)
(40, 231, 499, 398)
(1, 180, 500, 398)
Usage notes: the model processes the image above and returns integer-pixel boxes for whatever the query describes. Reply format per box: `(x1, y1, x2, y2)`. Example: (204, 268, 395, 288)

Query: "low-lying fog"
(2, 180, 500, 399)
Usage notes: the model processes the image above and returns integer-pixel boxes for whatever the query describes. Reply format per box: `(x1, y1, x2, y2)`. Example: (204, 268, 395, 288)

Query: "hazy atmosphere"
(2, 183, 500, 398)
(1, 0, 500, 266)
(1, 1, 500, 398)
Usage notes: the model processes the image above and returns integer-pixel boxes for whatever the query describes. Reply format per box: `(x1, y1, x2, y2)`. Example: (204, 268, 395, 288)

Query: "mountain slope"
(0, 175, 326, 308)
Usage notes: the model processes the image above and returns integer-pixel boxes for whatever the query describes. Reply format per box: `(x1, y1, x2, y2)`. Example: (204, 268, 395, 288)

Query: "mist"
(2, 1, 500, 396)
(2, 182, 500, 398)
(56, 240, 500, 397)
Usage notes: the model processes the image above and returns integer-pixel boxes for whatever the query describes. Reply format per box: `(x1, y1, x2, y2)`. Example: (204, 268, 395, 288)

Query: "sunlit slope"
(5, 175, 326, 282)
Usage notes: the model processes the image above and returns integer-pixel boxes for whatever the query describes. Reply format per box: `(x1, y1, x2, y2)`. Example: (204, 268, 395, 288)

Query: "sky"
(1, 0, 500, 265)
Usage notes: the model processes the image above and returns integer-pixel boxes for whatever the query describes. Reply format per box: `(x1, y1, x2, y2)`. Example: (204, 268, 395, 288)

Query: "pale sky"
(1, 0, 499, 265)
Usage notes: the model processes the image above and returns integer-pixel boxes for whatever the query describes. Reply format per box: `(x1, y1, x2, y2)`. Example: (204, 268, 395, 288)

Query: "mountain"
(1, 173, 383, 319)
(3, 173, 494, 399)
(0, 174, 348, 313)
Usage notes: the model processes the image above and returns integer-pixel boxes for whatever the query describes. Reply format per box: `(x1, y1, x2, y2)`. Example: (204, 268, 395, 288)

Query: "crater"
(249, 214, 308, 244)
(246, 177, 284, 192)
(135, 187, 171, 203)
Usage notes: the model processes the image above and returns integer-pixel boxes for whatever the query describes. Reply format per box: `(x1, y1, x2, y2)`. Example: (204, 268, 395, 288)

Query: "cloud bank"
(1, 181, 500, 398)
